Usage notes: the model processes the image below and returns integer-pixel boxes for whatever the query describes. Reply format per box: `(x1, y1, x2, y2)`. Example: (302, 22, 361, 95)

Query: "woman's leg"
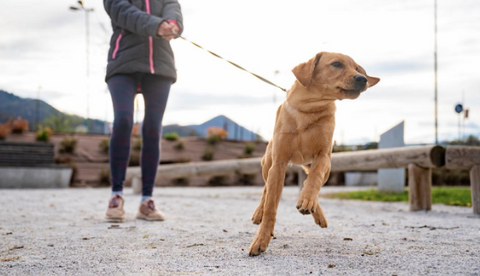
(139, 74, 171, 199)
(107, 74, 137, 194)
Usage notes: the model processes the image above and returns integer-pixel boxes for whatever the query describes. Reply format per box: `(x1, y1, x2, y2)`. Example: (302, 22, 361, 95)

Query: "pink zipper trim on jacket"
(112, 30, 124, 60)
(145, 0, 155, 74)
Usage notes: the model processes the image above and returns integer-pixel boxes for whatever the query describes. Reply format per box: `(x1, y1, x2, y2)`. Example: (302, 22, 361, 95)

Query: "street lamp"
(69, 1, 94, 133)
(434, 0, 438, 144)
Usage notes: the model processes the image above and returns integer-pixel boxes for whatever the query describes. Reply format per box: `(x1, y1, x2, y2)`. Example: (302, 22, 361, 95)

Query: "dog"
(249, 52, 380, 256)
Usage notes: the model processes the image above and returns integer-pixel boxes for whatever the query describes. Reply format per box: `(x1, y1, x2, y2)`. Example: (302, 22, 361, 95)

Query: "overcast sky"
(1, 0, 479, 144)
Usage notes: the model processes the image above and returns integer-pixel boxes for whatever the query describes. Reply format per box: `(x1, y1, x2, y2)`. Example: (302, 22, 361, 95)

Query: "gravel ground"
(0, 186, 479, 276)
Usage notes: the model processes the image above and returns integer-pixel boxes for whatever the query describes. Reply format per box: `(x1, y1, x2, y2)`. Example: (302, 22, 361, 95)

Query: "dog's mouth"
(339, 88, 362, 95)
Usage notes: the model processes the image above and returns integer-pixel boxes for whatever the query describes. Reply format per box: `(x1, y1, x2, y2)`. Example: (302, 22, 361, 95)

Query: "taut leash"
(178, 36, 287, 93)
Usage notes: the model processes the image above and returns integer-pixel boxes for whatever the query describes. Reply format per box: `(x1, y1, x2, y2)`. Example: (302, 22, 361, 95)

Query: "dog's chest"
(289, 127, 329, 165)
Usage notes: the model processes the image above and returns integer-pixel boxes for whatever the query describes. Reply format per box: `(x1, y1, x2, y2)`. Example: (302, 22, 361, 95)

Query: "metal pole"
(434, 0, 438, 144)
(85, 9, 91, 133)
(458, 113, 461, 141)
(462, 91, 465, 141)
(35, 86, 41, 130)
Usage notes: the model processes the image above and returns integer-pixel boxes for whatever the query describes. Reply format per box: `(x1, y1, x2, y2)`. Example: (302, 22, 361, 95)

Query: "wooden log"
(331, 145, 445, 172)
(408, 163, 432, 211)
(445, 146, 480, 170)
(126, 146, 445, 181)
(470, 165, 480, 214)
(127, 158, 301, 181)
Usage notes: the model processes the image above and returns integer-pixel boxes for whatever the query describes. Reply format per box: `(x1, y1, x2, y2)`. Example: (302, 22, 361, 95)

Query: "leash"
(178, 36, 287, 93)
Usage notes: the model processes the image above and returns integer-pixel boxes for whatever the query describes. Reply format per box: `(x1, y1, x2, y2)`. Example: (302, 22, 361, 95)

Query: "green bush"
(174, 141, 184, 151)
(59, 136, 77, 153)
(36, 125, 52, 142)
(99, 139, 109, 154)
(207, 134, 220, 145)
(164, 132, 179, 141)
(202, 147, 214, 161)
(244, 143, 255, 155)
(133, 137, 142, 151)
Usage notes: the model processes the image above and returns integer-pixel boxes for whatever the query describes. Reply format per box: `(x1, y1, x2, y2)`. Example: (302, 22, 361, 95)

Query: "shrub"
(133, 137, 142, 151)
(207, 127, 228, 140)
(59, 136, 77, 153)
(0, 123, 10, 140)
(202, 147, 214, 161)
(207, 134, 220, 145)
(99, 139, 110, 154)
(174, 141, 184, 151)
(11, 116, 29, 134)
(244, 143, 255, 155)
(164, 132, 179, 141)
(36, 125, 52, 142)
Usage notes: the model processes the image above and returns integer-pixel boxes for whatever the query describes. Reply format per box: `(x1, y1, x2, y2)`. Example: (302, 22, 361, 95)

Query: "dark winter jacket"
(104, 0, 183, 83)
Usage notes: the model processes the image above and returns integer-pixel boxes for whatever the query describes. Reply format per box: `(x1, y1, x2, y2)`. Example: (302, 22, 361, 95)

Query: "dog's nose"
(354, 75, 367, 89)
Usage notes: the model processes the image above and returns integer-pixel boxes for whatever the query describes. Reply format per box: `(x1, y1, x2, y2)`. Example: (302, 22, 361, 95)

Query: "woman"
(103, 0, 183, 221)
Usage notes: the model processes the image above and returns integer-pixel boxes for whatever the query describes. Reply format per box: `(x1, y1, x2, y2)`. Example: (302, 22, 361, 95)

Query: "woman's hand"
(157, 21, 179, 41)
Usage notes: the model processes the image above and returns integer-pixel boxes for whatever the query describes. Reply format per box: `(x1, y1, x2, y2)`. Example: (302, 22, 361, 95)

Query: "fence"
(126, 145, 479, 214)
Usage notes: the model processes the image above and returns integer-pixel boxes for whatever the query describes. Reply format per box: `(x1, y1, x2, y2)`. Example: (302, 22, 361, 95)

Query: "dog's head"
(292, 52, 380, 100)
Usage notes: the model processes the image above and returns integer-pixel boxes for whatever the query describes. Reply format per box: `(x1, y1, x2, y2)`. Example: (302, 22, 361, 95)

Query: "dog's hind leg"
(251, 143, 273, 225)
(249, 161, 287, 256)
(296, 157, 330, 228)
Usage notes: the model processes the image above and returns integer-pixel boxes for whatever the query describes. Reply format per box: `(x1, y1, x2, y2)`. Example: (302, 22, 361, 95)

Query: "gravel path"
(0, 186, 479, 276)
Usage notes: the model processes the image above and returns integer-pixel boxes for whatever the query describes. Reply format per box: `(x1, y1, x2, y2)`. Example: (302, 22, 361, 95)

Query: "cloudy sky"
(1, 0, 479, 144)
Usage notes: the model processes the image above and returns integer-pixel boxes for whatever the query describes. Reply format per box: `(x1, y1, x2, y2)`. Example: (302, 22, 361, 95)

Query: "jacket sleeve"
(161, 0, 184, 36)
(104, 0, 163, 37)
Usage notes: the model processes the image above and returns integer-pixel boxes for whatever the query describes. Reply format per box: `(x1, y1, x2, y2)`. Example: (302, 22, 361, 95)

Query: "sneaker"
(106, 194, 125, 222)
(136, 198, 165, 221)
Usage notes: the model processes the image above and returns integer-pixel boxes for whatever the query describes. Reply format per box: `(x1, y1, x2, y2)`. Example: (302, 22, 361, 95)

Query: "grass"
(327, 187, 471, 207)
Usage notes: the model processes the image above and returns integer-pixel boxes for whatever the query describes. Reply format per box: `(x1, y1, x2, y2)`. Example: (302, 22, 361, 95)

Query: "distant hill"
(162, 124, 199, 137)
(1, 90, 261, 140)
(163, 115, 262, 141)
(186, 115, 262, 141)
(0, 90, 106, 133)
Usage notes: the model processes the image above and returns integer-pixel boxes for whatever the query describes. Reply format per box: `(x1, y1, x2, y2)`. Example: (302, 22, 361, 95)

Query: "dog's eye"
(331, 62, 343, 68)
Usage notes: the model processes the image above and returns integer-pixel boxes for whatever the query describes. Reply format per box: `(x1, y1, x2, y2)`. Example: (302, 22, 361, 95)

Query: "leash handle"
(179, 36, 287, 93)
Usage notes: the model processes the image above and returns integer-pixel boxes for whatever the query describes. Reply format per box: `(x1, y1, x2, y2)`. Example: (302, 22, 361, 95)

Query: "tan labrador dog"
(249, 52, 380, 256)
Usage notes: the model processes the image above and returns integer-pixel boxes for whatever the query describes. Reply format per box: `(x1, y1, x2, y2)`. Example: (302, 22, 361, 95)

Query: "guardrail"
(126, 145, 479, 214)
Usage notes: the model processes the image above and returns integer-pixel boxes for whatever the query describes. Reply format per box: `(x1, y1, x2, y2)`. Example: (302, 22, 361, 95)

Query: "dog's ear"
(292, 53, 322, 87)
(357, 65, 380, 88)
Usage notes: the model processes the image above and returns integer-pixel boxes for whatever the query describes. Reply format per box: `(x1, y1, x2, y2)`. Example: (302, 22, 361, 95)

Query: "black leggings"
(107, 73, 171, 197)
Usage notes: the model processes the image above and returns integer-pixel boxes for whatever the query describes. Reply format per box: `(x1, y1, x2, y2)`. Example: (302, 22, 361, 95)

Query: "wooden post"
(132, 176, 142, 195)
(408, 163, 432, 211)
(470, 165, 480, 214)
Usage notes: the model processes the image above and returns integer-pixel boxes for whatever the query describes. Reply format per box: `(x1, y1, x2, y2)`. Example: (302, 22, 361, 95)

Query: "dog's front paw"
(248, 231, 271, 256)
(251, 204, 264, 224)
(312, 202, 328, 228)
(296, 194, 317, 215)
